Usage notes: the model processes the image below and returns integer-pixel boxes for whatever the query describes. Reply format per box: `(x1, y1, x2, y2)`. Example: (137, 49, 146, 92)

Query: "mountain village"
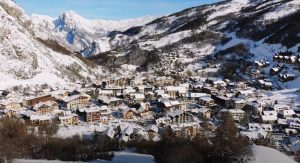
(1, 0, 300, 162)
(1, 52, 300, 158)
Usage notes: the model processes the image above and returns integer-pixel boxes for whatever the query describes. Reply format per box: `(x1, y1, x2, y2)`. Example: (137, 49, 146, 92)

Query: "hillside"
(88, 0, 300, 89)
(0, 0, 103, 90)
(1, 0, 299, 90)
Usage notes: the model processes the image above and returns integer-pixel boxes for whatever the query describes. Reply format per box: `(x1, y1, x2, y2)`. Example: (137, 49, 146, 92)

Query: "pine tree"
(214, 112, 251, 162)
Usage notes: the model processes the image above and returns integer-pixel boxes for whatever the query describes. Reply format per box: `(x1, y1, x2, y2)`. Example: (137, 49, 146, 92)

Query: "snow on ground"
(263, 0, 300, 21)
(250, 145, 296, 163)
(0, 72, 68, 90)
(261, 89, 300, 107)
(13, 151, 154, 163)
(219, 33, 287, 61)
(56, 124, 108, 138)
(93, 151, 154, 163)
(139, 30, 191, 49)
(206, 0, 249, 21)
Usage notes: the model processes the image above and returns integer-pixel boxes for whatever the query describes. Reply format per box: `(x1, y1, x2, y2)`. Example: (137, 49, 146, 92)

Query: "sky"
(15, 0, 220, 20)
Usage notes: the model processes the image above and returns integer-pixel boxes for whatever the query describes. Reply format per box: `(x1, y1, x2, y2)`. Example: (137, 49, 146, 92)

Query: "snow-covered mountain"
(1, 0, 300, 89)
(31, 11, 157, 57)
(0, 0, 103, 90)
(88, 0, 300, 89)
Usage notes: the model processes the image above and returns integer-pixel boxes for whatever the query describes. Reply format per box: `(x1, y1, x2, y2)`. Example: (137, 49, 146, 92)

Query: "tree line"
(128, 112, 252, 163)
(0, 118, 118, 163)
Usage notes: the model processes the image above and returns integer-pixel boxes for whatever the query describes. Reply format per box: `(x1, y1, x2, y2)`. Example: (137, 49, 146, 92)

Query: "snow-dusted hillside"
(1, 0, 300, 90)
(31, 11, 157, 57)
(88, 0, 300, 89)
(0, 0, 102, 90)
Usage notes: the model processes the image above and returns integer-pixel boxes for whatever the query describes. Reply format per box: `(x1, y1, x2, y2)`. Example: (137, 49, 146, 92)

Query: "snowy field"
(14, 151, 155, 163)
(14, 145, 295, 163)
(250, 145, 296, 163)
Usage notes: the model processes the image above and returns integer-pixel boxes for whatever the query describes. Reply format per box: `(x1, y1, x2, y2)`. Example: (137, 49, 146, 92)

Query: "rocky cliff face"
(0, 0, 103, 89)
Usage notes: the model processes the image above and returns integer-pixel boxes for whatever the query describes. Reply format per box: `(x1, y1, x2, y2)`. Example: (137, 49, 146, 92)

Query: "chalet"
(102, 87, 124, 96)
(167, 110, 194, 125)
(131, 93, 145, 103)
(0, 99, 22, 110)
(105, 77, 128, 87)
(58, 114, 79, 126)
(154, 76, 174, 86)
(171, 123, 200, 138)
(228, 109, 245, 122)
(145, 92, 154, 101)
(164, 86, 187, 99)
(261, 111, 277, 123)
(123, 108, 138, 119)
(279, 109, 296, 118)
(198, 107, 211, 119)
(137, 85, 153, 94)
(232, 98, 246, 110)
(248, 123, 273, 132)
(274, 104, 295, 118)
(145, 125, 159, 140)
(32, 101, 58, 114)
(211, 95, 230, 106)
(98, 90, 114, 96)
(30, 115, 51, 126)
(198, 96, 214, 107)
(23, 94, 55, 108)
(84, 109, 101, 123)
(98, 96, 125, 107)
(138, 102, 151, 118)
(160, 100, 186, 112)
(97, 105, 113, 124)
(62, 94, 91, 111)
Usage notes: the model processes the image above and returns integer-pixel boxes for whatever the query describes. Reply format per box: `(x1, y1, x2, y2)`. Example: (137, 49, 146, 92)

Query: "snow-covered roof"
(229, 109, 245, 114)
(165, 86, 187, 93)
(279, 109, 295, 116)
(189, 92, 210, 98)
(133, 93, 145, 99)
(30, 114, 52, 121)
(261, 111, 278, 121)
(32, 101, 57, 111)
(62, 93, 91, 102)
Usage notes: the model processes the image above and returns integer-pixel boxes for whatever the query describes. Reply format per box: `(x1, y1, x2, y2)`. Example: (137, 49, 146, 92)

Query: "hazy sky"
(15, 0, 220, 20)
